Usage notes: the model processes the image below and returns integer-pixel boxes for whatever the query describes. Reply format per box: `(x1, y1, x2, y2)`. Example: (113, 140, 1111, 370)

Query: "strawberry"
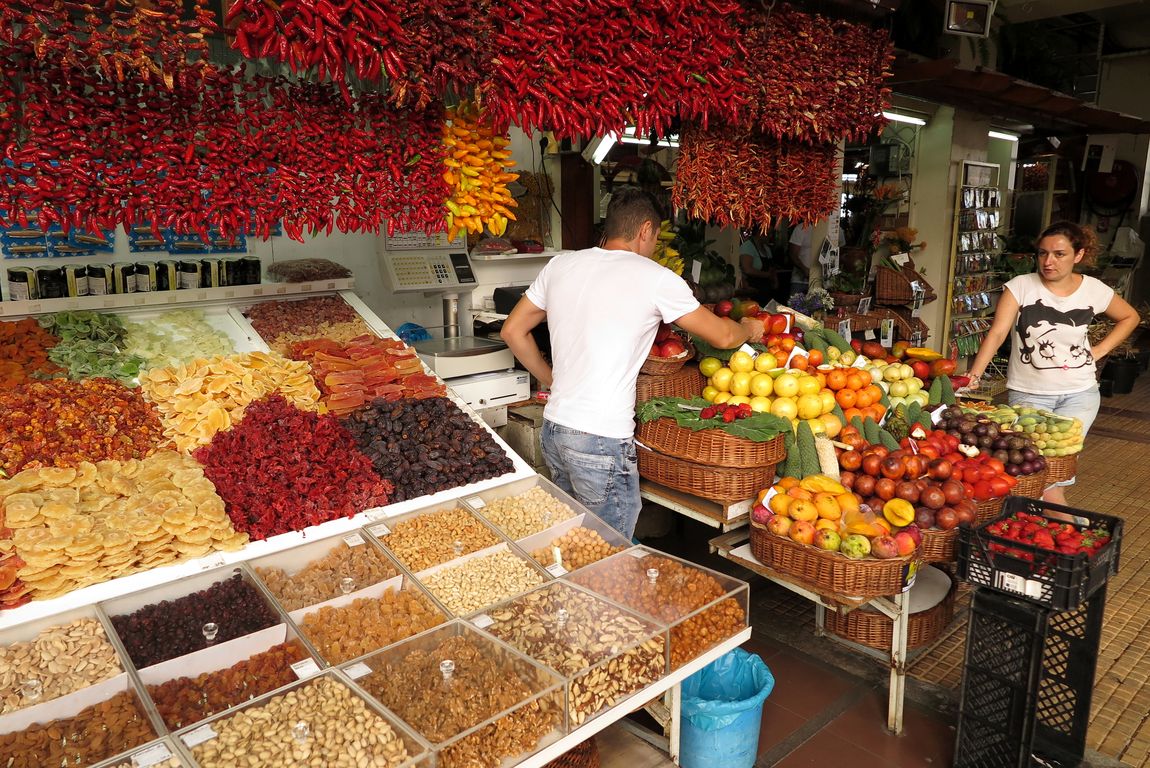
(700, 407, 717, 420)
(722, 409, 737, 423)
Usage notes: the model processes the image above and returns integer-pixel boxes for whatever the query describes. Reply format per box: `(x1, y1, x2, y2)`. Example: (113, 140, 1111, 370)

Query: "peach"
(788, 520, 816, 546)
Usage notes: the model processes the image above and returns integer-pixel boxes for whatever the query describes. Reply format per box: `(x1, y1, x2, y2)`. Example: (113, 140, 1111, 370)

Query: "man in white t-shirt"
(500, 189, 754, 539)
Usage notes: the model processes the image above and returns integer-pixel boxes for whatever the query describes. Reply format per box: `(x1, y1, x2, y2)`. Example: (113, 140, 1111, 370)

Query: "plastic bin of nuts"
(177, 671, 431, 768)
(288, 574, 449, 664)
(413, 543, 550, 617)
(102, 567, 284, 671)
(250, 531, 400, 613)
(90, 737, 189, 768)
(365, 503, 507, 573)
(342, 620, 566, 768)
(476, 581, 667, 727)
(0, 605, 125, 717)
(462, 476, 632, 575)
(568, 548, 749, 670)
(137, 622, 316, 732)
(0, 670, 159, 768)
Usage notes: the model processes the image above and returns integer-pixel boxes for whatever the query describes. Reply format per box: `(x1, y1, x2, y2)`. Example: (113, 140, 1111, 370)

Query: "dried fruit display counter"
(0, 492, 750, 768)
(0, 283, 536, 632)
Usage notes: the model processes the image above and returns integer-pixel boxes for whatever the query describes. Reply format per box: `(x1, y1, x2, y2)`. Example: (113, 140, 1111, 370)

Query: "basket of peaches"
(749, 473, 922, 598)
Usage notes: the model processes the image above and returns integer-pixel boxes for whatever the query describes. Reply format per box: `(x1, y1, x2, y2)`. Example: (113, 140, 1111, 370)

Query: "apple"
(813, 528, 841, 552)
(651, 342, 662, 356)
(751, 504, 773, 525)
(714, 299, 734, 318)
(768, 314, 789, 334)
(789, 520, 816, 546)
(850, 339, 863, 353)
(894, 530, 919, 556)
(767, 515, 793, 538)
(870, 535, 901, 559)
(660, 339, 687, 357)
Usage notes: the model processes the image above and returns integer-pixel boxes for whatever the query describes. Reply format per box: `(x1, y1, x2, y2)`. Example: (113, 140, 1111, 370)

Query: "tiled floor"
(601, 367, 1150, 767)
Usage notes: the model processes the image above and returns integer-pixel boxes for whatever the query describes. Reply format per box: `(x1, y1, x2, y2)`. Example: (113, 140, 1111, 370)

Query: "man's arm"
(500, 296, 553, 388)
(674, 306, 754, 350)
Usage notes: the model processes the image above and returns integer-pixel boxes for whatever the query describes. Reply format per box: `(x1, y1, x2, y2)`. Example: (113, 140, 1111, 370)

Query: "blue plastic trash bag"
(682, 648, 774, 731)
(396, 323, 432, 344)
(680, 649, 774, 768)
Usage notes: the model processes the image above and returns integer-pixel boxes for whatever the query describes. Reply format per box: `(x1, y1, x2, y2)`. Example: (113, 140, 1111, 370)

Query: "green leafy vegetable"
(636, 397, 790, 441)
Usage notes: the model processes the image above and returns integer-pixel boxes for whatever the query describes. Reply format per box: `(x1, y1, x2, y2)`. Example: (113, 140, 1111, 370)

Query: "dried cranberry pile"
(343, 397, 513, 502)
(194, 395, 392, 540)
(110, 573, 279, 668)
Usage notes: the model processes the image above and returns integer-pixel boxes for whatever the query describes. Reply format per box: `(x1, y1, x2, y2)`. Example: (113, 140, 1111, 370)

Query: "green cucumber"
(796, 421, 820, 478)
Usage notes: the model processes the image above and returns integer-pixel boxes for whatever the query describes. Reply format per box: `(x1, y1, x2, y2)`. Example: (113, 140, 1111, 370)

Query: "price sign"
(546, 563, 568, 577)
(691, 260, 703, 283)
(183, 725, 217, 748)
(837, 318, 851, 339)
(910, 282, 926, 318)
(369, 523, 390, 537)
(880, 319, 895, 347)
(819, 238, 840, 278)
(343, 533, 364, 547)
(468, 496, 486, 509)
(471, 614, 494, 629)
(291, 658, 321, 679)
(344, 662, 372, 680)
(857, 296, 872, 315)
(864, 329, 876, 340)
(132, 744, 173, 768)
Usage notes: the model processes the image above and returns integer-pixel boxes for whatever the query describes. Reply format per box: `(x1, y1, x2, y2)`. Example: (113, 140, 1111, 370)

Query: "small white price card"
(471, 614, 494, 629)
(132, 744, 173, 768)
(291, 658, 321, 679)
(369, 523, 391, 537)
(738, 343, 758, 358)
(864, 329, 876, 340)
(880, 319, 895, 347)
(344, 662, 372, 680)
(343, 533, 364, 547)
(857, 296, 872, 315)
(183, 724, 217, 748)
(626, 548, 647, 558)
(468, 496, 486, 508)
(838, 318, 851, 339)
(198, 554, 225, 572)
(691, 260, 703, 283)
(546, 563, 568, 577)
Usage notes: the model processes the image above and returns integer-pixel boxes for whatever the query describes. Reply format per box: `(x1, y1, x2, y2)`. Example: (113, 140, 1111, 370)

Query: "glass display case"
(341, 621, 565, 768)
(176, 671, 431, 768)
(477, 581, 667, 726)
(365, 502, 507, 573)
(412, 543, 550, 617)
(568, 547, 749, 669)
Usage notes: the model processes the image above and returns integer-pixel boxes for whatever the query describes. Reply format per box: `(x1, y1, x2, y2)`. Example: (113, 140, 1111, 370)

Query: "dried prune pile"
(343, 397, 514, 502)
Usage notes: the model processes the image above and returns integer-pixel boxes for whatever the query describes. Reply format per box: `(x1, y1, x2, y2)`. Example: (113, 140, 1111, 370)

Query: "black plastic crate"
(955, 587, 1106, 768)
(956, 496, 1122, 610)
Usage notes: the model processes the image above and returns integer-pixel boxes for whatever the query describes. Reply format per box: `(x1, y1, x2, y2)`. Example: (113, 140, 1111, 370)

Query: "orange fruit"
(791, 355, 809, 371)
(846, 371, 867, 391)
(869, 403, 887, 421)
(843, 407, 864, 424)
(826, 369, 848, 391)
(788, 499, 818, 522)
(808, 349, 824, 366)
(855, 387, 875, 408)
(815, 371, 827, 389)
(835, 388, 857, 409)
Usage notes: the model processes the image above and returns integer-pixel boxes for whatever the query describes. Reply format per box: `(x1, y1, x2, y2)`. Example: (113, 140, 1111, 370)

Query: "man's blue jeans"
(540, 420, 641, 540)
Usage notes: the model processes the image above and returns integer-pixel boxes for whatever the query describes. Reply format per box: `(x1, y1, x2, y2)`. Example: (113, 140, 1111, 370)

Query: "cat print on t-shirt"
(1015, 300, 1094, 371)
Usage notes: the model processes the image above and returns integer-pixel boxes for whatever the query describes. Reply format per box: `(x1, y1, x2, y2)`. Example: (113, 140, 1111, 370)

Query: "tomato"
(918, 444, 940, 459)
(985, 458, 1006, 475)
(950, 467, 963, 482)
(989, 477, 1011, 497)
(973, 480, 993, 501)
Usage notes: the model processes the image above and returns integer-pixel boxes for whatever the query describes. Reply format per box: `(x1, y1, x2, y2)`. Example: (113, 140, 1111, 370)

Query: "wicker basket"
(875, 259, 936, 306)
(824, 569, 956, 651)
(640, 341, 695, 376)
(636, 367, 704, 404)
(749, 521, 918, 598)
(868, 307, 930, 343)
(830, 292, 870, 312)
(637, 446, 775, 503)
(1008, 469, 1048, 498)
(843, 312, 882, 332)
(921, 526, 958, 563)
(544, 738, 599, 768)
(975, 496, 1005, 524)
(1044, 454, 1078, 485)
(636, 418, 785, 469)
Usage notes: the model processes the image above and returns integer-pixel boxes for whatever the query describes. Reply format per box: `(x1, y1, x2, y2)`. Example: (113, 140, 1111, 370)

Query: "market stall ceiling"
(890, 55, 1150, 135)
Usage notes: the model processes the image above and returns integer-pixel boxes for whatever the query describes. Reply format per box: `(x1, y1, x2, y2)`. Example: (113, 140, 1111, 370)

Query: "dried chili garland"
(672, 123, 839, 232)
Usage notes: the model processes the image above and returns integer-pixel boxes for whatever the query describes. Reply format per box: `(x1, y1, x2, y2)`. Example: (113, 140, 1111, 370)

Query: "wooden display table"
(639, 480, 750, 531)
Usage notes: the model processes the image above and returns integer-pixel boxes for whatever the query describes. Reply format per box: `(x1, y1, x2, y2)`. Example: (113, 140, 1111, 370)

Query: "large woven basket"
(640, 341, 695, 376)
(1008, 469, 1048, 498)
(637, 446, 775, 503)
(749, 521, 918, 598)
(843, 312, 882, 332)
(636, 367, 704, 404)
(829, 292, 870, 312)
(1044, 454, 1078, 485)
(975, 496, 1005, 524)
(636, 418, 785, 469)
(921, 526, 958, 563)
(824, 569, 956, 651)
(544, 738, 599, 768)
(875, 260, 936, 305)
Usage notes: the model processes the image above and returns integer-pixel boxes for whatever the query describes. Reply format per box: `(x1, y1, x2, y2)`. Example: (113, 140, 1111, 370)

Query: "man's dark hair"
(603, 187, 662, 241)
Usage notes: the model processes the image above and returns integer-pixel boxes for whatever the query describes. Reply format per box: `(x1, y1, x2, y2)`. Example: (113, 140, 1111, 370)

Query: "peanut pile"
(376, 506, 500, 572)
(476, 487, 575, 540)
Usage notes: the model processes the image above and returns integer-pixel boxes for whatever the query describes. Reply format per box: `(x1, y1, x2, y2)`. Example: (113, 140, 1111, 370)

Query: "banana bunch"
(651, 220, 683, 275)
(443, 100, 518, 239)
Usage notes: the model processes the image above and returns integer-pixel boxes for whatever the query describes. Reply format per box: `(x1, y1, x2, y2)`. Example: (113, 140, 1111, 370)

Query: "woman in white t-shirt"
(967, 221, 1139, 504)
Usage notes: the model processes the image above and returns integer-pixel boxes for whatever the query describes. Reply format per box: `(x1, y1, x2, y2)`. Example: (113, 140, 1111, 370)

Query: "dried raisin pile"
(343, 397, 514, 502)
(110, 573, 279, 668)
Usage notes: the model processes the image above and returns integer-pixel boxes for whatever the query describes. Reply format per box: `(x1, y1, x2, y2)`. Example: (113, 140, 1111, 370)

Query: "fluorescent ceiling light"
(620, 126, 679, 148)
(882, 111, 926, 126)
(988, 130, 1019, 141)
(581, 134, 618, 164)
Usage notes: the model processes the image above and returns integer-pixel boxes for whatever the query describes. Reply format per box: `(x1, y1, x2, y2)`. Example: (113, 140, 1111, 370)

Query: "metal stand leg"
(667, 682, 682, 764)
(887, 589, 909, 735)
(815, 603, 826, 636)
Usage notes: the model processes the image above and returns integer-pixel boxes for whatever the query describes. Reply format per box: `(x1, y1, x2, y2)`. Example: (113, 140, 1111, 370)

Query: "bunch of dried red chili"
(193, 394, 393, 541)
(739, 4, 894, 144)
(226, 0, 493, 109)
(672, 124, 840, 232)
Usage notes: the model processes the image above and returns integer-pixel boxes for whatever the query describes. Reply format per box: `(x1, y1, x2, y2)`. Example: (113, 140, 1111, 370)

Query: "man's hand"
(738, 316, 765, 344)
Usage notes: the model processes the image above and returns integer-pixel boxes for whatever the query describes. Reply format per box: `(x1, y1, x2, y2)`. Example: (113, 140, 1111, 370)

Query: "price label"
(546, 563, 568, 577)
(910, 283, 926, 318)
(369, 523, 390, 537)
(198, 554, 225, 572)
(837, 318, 851, 339)
(291, 658, 321, 679)
(857, 296, 872, 315)
(366, 506, 403, 521)
(468, 496, 486, 509)
(626, 548, 647, 558)
(892, 252, 911, 267)
(183, 724, 217, 748)
(738, 343, 758, 358)
(880, 319, 895, 348)
(864, 329, 876, 340)
(691, 260, 703, 283)
(344, 662, 372, 680)
(343, 533, 364, 547)
(132, 744, 173, 767)
(994, 571, 1045, 600)
(471, 613, 494, 629)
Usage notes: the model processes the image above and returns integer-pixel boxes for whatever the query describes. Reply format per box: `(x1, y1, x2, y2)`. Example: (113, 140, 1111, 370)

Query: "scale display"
(384, 229, 466, 251)
(381, 251, 477, 293)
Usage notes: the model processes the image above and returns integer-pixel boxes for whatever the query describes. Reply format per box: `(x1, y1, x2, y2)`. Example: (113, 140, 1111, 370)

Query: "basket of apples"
(749, 474, 921, 597)
(642, 324, 695, 376)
